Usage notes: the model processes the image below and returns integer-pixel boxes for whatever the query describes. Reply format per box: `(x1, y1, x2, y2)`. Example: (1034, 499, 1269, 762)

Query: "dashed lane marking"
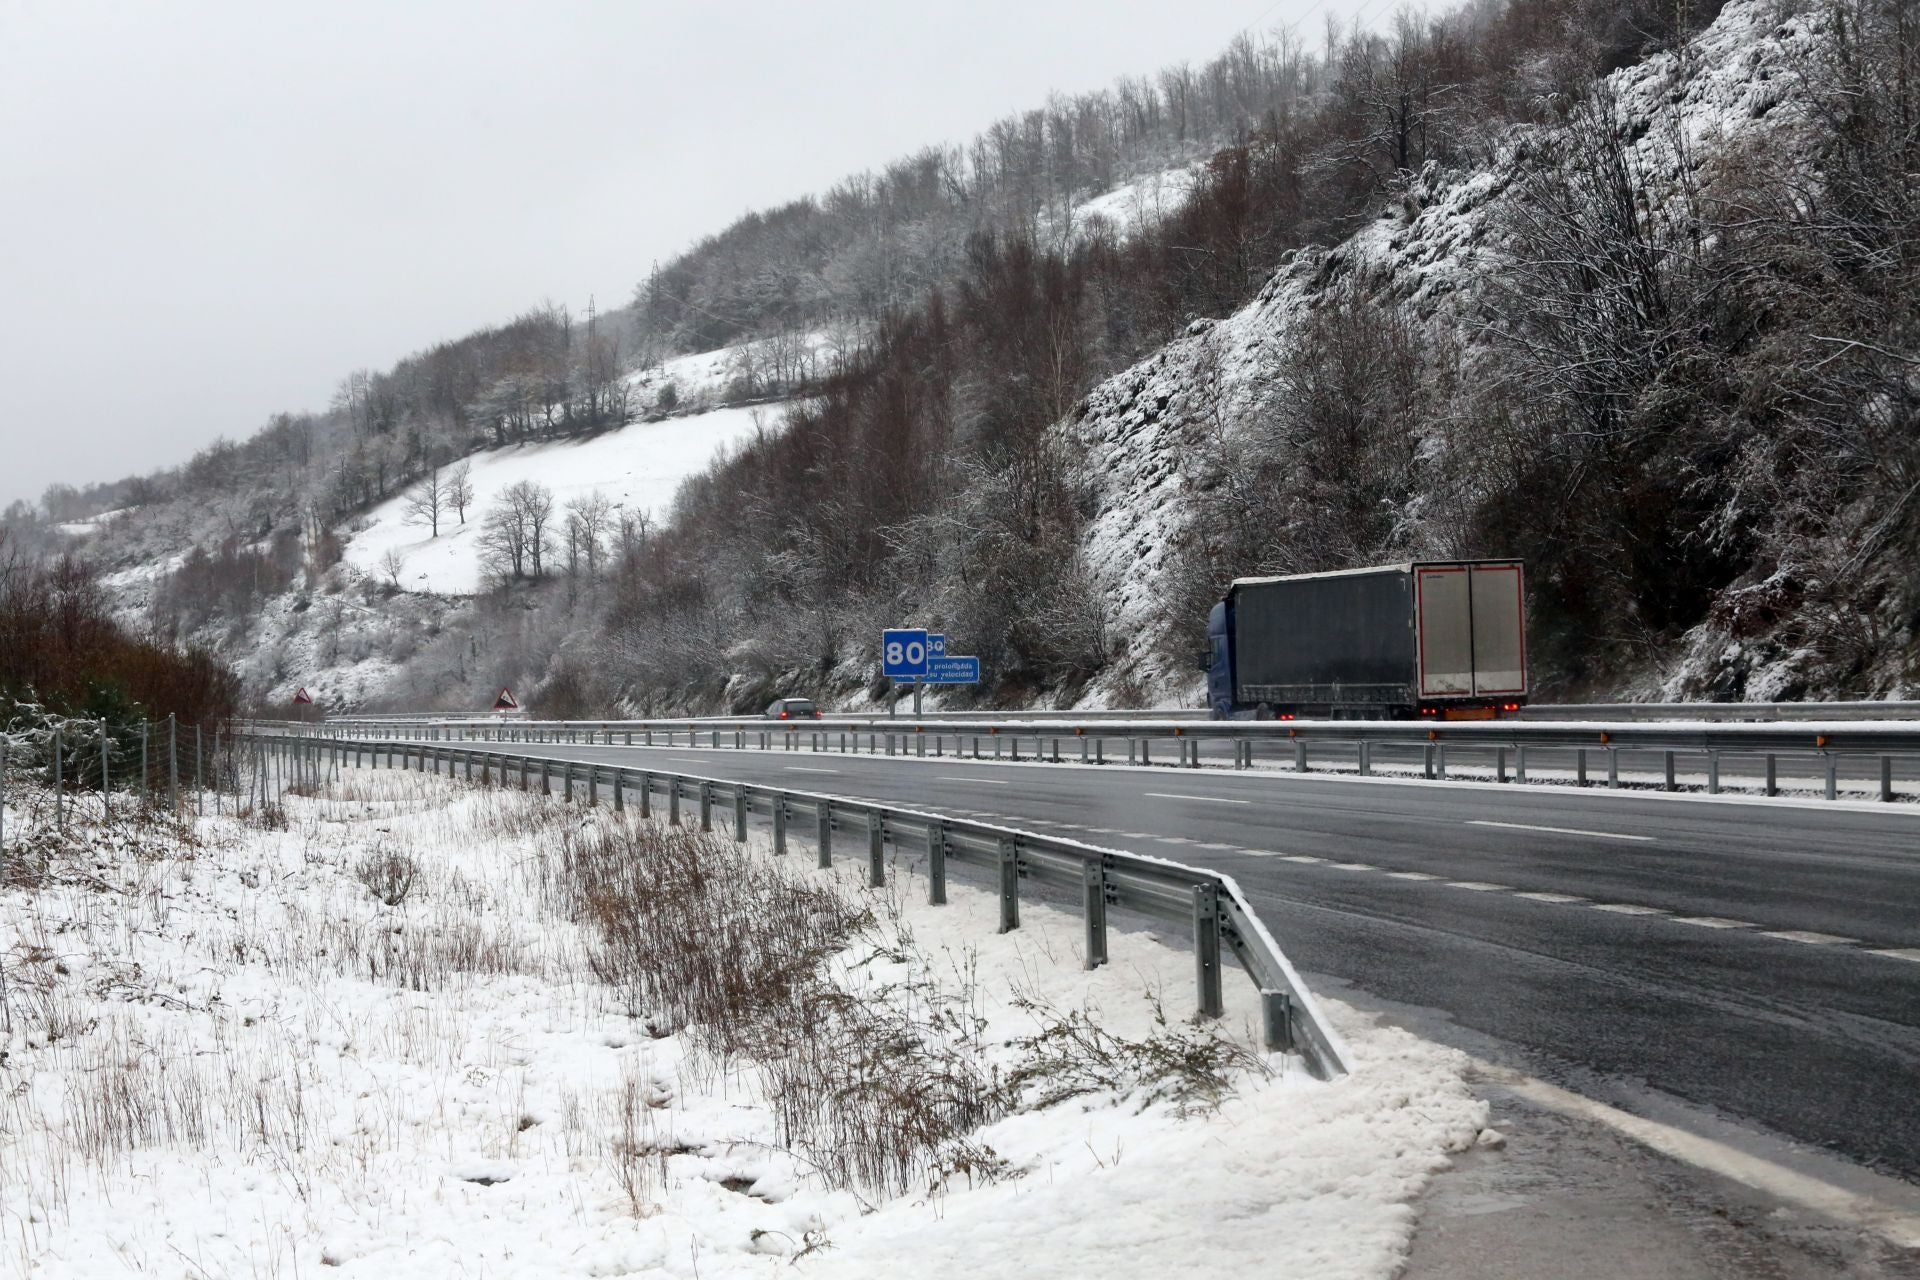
(1468, 819, 1654, 842)
(1869, 949, 1920, 963)
(1593, 903, 1668, 915)
(1330, 862, 1379, 871)
(1448, 881, 1511, 892)
(782, 767, 840, 774)
(1387, 871, 1442, 881)
(1280, 854, 1326, 864)
(937, 777, 1009, 785)
(1672, 916, 1756, 930)
(1515, 891, 1586, 903)
(1143, 792, 1252, 804)
(1760, 930, 1857, 946)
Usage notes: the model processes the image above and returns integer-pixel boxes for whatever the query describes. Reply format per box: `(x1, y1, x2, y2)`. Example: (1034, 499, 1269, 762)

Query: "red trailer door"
(1415, 566, 1473, 697)
(1469, 563, 1527, 697)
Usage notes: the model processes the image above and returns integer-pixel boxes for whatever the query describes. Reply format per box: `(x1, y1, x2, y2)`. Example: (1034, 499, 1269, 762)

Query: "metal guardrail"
(273, 714, 1920, 802)
(1519, 701, 1920, 722)
(243, 731, 1351, 1080)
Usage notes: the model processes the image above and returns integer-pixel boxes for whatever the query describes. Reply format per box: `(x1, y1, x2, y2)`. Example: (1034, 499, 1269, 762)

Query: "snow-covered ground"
(1067, 164, 1199, 241)
(1, 767, 1487, 1278)
(341, 404, 778, 595)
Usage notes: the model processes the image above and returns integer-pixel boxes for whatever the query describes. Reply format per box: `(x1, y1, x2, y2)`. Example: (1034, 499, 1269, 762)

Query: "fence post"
(195, 727, 203, 816)
(817, 804, 833, 868)
(928, 819, 947, 904)
(53, 726, 63, 829)
(1, 740, 7, 855)
(98, 721, 111, 821)
(1193, 883, 1224, 1019)
(868, 810, 886, 887)
(1261, 990, 1293, 1053)
(1082, 861, 1108, 969)
(997, 838, 1020, 933)
(168, 715, 179, 812)
(140, 723, 150, 804)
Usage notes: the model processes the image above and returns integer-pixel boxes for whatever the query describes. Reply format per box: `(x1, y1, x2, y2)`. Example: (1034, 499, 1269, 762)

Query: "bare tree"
(566, 490, 614, 580)
(403, 465, 444, 537)
(378, 547, 407, 591)
(445, 461, 475, 525)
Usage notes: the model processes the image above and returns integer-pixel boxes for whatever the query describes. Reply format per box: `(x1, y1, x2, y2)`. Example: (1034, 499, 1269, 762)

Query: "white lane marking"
(1475, 1060, 1920, 1248)
(937, 776, 1009, 785)
(1388, 871, 1442, 881)
(1331, 862, 1378, 872)
(1468, 820, 1653, 842)
(1869, 948, 1920, 963)
(1672, 916, 1756, 930)
(1158, 836, 1197, 845)
(1515, 891, 1586, 904)
(1144, 792, 1251, 805)
(783, 767, 840, 774)
(1196, 841, 1237, 850)
(1280, 855, 1326, 864)
(668, 758, 705, 766)
(1593, 903, 1667, 915)
(1760, 929, 1857, 946)
(1120, 831, 1157, 839)
(1448, 881, 1511, 892)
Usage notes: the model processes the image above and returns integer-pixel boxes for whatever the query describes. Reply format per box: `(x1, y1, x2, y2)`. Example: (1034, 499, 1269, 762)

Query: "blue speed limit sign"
(881, 628, 929, 679)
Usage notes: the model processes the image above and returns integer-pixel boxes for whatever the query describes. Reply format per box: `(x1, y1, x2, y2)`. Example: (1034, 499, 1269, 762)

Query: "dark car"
(763, 697, 823, 720)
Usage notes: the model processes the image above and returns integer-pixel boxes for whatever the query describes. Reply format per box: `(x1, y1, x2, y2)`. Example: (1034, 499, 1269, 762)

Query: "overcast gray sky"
(0, 0, 1329, 507)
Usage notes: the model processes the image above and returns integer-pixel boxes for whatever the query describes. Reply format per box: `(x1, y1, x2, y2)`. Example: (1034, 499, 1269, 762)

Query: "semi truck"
(1205, 561, 1528, 720)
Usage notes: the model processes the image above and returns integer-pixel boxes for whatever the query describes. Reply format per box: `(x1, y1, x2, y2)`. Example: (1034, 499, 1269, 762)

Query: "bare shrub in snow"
(354, 848, 420, 907)
(1005, 990, 1268, 1117)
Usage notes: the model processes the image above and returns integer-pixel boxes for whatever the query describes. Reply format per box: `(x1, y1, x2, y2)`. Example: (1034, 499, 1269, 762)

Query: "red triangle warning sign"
(492, 687, 520, 711)
(292, 687, 314, 705)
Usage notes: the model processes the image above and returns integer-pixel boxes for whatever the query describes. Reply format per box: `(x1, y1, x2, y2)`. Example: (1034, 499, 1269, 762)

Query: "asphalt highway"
(413, 737, 1920, 1182)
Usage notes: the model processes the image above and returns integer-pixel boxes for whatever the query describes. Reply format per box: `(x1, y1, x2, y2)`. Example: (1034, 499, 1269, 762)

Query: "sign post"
(880, 629, 929, 718)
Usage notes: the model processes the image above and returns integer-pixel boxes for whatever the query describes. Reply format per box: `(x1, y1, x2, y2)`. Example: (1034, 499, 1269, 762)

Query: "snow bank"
(341, 404, 778, 594)
(1, 770, 1484, 1278)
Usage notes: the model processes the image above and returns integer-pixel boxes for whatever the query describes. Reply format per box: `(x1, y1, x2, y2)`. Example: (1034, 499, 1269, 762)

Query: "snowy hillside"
(1063, 0, 1831, 705)
(344, 404, 775, 595)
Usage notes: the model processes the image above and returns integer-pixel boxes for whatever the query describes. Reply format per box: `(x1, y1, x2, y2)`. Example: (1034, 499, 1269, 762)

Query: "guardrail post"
(773, 795, 788, 855)
(668, 778, 680, 825)
(1707, 752, 1720, 794)
(1825, 754, 1838, 801)
(1663, 751, 1676, 792)
(1294, 740, 1307, 773)
(735, 786, 749, 842)
(1422, 743, 1434, 779)
(613, 770, 624, 812)
(1358, 741, 1371, 776)
(1765, 754, 1777, 796)
(1082, 861, 1107, 969)
(918, 732, 927, 758)
(1140, 740, 1149, 766)
(1096, 738, 1104, 765)
(1051, 737, 1059, 763)
(1193, 883, 1223, 1019)
(929, 819, 947, 904)
(541, 760, 551, 796)
(1576, 749, 1588, 787)
(1496, 747, 1508, 784)
(1607, 748, 1619, 788)
(817, 805, 833, 867)
(699, 783, 713, 831)
(1882, 756, 1894, 803)
(868, 811, 886, 887)
(1261, 990, 1293, 1053)
(639, 771, 651, 818)
(563, 762, 574, 802)
(1435, 744, 1447, 778)
(997, 838, 1020, 933)
(1516, 746, 1528, 784)
(1080, 736, 1089, 764)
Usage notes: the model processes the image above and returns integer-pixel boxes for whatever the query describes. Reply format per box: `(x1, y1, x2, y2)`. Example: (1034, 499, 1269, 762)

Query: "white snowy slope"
(342, 403, 778, 595)
(2, 769, 1486, 1279)
(1062, 0, 1823, 705)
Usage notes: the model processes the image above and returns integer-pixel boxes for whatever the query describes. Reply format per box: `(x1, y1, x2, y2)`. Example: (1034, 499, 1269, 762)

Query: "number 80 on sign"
(881, 628, 929, 678)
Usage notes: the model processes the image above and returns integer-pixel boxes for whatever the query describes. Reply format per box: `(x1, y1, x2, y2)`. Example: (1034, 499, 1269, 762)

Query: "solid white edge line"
(935, 776, 1010, 785)
(1475, 1059, 1920, 1248)
(782, 767, 840, 774)
(1468, 819, 1654, 841)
